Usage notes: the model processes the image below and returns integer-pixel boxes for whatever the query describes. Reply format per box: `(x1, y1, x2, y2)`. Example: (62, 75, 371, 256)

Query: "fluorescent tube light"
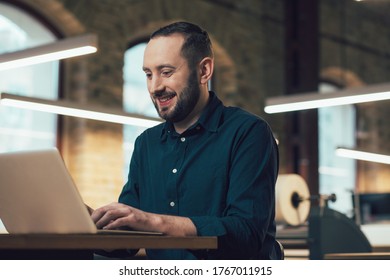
(264, 83, 390, 113)
(0, 93, 161, 128)
(0, 34, 97, 71)
(336, 148, 390, 165)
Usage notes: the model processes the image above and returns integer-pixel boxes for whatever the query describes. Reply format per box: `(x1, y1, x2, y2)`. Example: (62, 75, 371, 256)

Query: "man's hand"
(91, 202, 197, 237)
(91, 202, 148, 230)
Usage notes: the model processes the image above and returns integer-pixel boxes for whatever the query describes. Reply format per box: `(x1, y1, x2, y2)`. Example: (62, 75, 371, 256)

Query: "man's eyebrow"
(142, 64, 176, 72)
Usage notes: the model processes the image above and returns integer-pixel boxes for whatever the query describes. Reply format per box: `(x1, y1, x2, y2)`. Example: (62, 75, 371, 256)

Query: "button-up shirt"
(119, 92, 279, 259)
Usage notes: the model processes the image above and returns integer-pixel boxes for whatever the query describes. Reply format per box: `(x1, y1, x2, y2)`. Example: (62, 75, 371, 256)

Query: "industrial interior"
(0, 0, 389, 260)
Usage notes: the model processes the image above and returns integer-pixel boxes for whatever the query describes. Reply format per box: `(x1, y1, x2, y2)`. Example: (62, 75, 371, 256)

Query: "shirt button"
(172, 168, 177, 173)
(180, 137, 186, 142)
(169, 201, 175, 207)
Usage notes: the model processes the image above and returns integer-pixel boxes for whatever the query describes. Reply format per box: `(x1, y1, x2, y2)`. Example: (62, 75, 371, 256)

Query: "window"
(122, 42, 159, 180)
(0, 3, 59, 153)
(318, 82, 356, 217)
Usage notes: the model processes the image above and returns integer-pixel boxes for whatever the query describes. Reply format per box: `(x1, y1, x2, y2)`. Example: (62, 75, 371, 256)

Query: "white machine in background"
(275, 174, 311, 226)
(275, 174, 372, 259)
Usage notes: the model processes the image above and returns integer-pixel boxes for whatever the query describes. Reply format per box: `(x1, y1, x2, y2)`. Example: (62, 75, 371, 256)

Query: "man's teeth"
(160, 95, 175, 102)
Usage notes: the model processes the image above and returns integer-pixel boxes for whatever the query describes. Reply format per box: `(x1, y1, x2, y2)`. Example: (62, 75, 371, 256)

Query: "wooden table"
(0, 233, 217, 259)
(324, 252, 390, 260)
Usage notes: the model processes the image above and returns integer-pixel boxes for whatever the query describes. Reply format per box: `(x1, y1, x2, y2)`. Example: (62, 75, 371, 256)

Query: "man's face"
(143, 34, 201, 123)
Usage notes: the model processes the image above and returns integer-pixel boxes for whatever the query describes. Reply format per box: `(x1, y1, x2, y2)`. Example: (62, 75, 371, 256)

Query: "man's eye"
(162, 71, 172, 77)
(145, 73, 152, 79)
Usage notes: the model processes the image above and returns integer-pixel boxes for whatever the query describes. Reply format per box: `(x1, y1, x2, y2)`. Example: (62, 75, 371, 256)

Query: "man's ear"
(199, 57, 214, 85)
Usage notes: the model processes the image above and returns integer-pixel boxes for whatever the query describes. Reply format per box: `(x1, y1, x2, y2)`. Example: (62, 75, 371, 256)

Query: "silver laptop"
(0, 148, 160, 235)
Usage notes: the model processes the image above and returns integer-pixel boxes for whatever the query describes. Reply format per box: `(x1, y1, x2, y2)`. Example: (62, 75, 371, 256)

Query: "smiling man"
(92, 21, 280, 260)
(143, 32, 209, 134)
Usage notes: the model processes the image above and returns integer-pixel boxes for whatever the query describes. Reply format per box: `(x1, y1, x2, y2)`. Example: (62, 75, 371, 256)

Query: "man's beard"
(152, 69, 200, 123)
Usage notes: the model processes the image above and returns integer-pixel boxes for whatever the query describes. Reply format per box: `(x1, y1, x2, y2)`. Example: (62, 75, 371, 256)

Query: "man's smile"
(156, 93, 176, 108)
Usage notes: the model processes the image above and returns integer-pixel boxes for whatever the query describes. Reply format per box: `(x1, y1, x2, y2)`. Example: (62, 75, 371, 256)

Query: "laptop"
(0, 148, 160, 235)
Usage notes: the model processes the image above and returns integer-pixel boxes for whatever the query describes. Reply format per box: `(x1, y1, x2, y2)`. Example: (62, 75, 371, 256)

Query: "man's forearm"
(149, 213, 197, 237)
(92, 202, 197, 237)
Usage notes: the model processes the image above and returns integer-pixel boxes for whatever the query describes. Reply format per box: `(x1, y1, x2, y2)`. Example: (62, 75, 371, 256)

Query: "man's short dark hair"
(150, 21, 213, 68)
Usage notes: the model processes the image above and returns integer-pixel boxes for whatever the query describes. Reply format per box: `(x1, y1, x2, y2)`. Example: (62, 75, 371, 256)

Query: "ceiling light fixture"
(0, 34, 97, 71)
(264, 82, 390, 114)
(336, 148, 390, 165)
(0, 93, 161, 128)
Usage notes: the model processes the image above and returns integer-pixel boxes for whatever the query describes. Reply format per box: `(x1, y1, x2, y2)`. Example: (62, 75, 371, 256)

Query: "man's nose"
(149, 76, 164, 94)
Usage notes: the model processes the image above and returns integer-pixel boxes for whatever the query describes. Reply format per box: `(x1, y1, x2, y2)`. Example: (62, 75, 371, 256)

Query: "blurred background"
(0, 0, 389, 258)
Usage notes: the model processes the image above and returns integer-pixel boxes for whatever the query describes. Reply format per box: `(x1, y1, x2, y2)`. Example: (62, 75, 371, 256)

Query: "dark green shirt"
(119, 92, 279, 259)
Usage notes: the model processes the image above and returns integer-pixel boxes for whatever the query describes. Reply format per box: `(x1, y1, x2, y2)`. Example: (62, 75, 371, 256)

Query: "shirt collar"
(160, 91, 223, 140)
(196, 91, 223, 133)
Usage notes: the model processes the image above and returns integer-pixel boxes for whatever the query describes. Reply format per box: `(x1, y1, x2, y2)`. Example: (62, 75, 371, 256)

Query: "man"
(92, 21, 280, 259)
